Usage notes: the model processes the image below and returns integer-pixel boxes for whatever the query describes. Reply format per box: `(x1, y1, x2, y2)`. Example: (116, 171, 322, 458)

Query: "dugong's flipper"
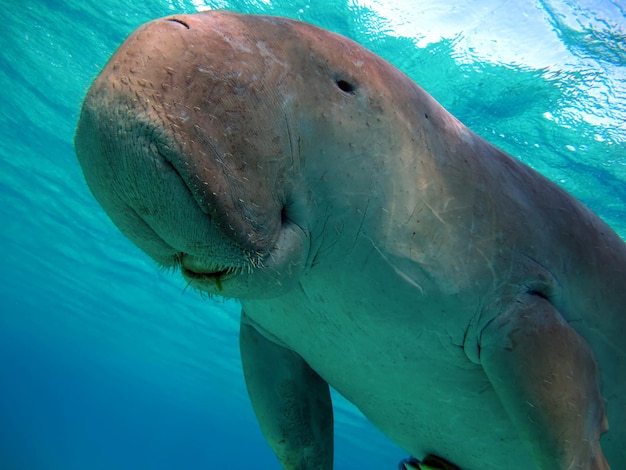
(398, 456, 421, 470)
(398, 455, 460, 469)
(239, 312, 333, 469)
(480, 292, 609, 469)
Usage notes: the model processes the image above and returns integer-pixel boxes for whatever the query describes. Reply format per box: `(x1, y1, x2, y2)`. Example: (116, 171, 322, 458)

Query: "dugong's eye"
(335, 78, 356, 94)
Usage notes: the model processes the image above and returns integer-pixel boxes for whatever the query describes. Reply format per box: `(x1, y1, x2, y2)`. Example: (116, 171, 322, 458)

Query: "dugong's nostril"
(167, 18, 190, 29)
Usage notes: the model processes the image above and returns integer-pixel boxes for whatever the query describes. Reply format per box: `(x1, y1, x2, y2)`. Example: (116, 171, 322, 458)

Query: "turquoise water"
(1, 0, 624, 468)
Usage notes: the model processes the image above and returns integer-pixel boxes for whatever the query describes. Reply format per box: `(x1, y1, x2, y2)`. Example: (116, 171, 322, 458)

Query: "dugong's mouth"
(181, 265, 252, 291)
(178, 252, 259, 292)
(181, 267, 232, 291)
(182, 267, 229, 280)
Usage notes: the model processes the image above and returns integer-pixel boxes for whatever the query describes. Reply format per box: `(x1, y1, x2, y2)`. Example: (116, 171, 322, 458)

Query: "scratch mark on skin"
(353, 198, 371, 246)
(404, 201, 424, 227)
(364, 235, 424, 294)
(476, 246, 499, 290)
(422, 200, 446, 225)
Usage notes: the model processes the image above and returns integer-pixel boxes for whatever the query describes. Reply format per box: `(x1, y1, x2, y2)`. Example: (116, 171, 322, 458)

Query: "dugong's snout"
(74, 88, 249, 282)
(74, 13, 310, 298)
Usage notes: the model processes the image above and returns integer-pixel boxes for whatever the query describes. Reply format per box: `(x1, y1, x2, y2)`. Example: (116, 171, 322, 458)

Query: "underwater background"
(1, 0, 624, 468)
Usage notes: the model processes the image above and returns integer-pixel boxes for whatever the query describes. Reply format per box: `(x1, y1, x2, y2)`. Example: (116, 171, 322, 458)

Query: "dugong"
(74, 11, 625, 469)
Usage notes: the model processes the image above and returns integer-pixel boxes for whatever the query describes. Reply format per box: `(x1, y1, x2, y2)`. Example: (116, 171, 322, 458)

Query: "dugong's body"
(75, 11, 625, 469)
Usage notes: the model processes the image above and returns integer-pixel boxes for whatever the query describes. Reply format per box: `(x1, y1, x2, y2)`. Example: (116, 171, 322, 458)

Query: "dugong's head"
(75, 11, 421, 298)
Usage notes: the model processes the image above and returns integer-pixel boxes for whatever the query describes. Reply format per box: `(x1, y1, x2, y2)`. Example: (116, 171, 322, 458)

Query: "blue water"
(1, 0, 624, 468)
